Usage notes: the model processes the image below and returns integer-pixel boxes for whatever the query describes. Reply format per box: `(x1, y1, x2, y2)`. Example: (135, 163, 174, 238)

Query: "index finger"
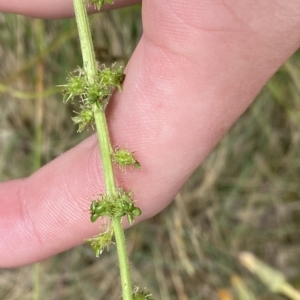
(0, 0, 140, 18)
(1, 0, 300, 268)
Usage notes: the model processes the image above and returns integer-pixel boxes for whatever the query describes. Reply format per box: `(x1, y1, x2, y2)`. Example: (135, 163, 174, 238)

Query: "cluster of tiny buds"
(86, 188, 142, 256)
(85, 228, 114, 257)
(89, 188, 142, 225)
(60, 64, 125, 132)
(112, 146, 141, 169)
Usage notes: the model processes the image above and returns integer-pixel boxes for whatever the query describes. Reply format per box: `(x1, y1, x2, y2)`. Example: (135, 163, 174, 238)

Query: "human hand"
(1, 0, 300, 267)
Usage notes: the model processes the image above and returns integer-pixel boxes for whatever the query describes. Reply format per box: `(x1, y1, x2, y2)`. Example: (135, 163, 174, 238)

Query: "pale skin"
(0, 0, 300, 267)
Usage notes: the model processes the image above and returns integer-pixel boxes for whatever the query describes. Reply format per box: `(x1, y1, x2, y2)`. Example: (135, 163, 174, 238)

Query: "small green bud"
(85, 84, 109, 107)
(99, 66, 125, 91)
(121, 201, 131, 211)
(85, 228, 114, 257)
(72, 108, 95, 132)
(90, 243, 101, 257)
(95, 204, 109, 216)
(60, 68, 86, 102)
(90, 213, 99, 223)
(89, 197, 113, 221)
(126, 207, 141, 225)
(132, 207, 142, 217)
(117, 187, 133, 199)
(67, 75, 85, 96)
(112, 147, 141, 169)
(127, 202, 134, 211)
(90, 200, 97, 213)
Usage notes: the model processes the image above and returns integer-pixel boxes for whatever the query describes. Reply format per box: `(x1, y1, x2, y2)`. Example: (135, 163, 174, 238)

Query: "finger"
(0, 0, 140, 19)
(1, 0, 300, 267)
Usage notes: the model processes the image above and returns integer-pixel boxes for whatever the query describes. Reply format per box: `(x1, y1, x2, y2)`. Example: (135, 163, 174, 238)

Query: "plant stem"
(93, 104, 116, 195)
(112, 217, 133, 298)
(32, 263, 40, 300)
(72, 0, 97, 80)
(32, 18, 45, 300)
(72, 0, 133, 299)
(33, 19, 44, 171)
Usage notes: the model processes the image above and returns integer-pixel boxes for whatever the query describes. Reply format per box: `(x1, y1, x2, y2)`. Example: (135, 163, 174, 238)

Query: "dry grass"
(1, 6, 300, 300)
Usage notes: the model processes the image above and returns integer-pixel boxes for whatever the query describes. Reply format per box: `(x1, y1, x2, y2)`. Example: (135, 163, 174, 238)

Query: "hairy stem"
(93, 104, 116, 195)
(72, 0, 97, 79)
(32, 18, 45, 300)
(72, 0, 133, 299)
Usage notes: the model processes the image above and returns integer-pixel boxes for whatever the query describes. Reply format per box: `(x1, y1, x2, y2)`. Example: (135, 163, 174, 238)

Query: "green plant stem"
(32, 263, 40, 300)
(72, 0, 133, 299)
(72, 0, 97, 79)
(280, 284, 300, 300)
(112, 218, 133, 298)
(93, 104, 116, 194)
(32, 18, 45, 300)
(33, 19, 44, 171)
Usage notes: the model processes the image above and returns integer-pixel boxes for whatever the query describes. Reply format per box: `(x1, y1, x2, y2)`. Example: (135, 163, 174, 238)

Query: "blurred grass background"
(1, 5, 300, 300)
